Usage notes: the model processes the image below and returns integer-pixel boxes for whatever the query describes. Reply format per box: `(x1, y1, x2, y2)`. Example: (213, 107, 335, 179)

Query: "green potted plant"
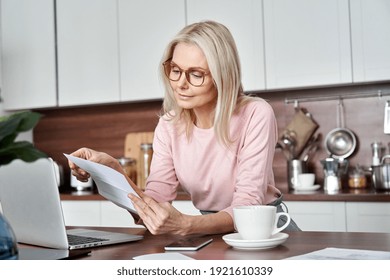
(0, 111, 47, 166)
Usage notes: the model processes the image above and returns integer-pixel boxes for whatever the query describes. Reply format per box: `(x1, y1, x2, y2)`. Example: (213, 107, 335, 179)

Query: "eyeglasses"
(163, 60, 210, 87)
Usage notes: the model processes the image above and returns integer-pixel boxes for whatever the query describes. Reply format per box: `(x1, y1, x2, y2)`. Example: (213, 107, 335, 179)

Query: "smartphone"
(164, 236, 213, 251)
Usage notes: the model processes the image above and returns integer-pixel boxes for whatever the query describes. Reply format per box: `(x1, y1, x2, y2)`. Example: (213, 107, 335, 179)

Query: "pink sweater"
(144, 99, 281, 218)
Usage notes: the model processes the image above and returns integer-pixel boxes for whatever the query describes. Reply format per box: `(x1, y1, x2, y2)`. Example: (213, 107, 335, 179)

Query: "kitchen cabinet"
(350, 0, 390, 83)
(61, 201, 102, 227)
(118, 0, 185, 101)
(346, 202, 390, 233)
(61, 201, 140, 227)
(287, 201, 390, 233)
(1, 0, 185, 108)
(285, 201, 347, 232)
(61, 200, 199, 227)
(61, 199, 390, 232)
(100, 201, 143, 227)
(1, 0, 57, 110)
(263, 0, 352, 89)
(186, 0, 266, 91)
(2, 1, 389, 110)
(56, 0, 121, 106)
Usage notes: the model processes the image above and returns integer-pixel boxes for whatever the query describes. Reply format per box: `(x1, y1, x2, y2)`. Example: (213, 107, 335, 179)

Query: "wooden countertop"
(20, 226, 390, 260)
(60, 185, 390, 202)
(284, 188, 390, 202)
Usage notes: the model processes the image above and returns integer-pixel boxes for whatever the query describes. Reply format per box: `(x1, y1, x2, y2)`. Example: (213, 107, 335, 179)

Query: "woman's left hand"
(128, 193, 189, 236)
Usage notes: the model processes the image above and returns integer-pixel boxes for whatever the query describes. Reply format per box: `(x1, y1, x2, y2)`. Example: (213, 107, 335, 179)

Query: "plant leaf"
(0, 111, 46, 166)
(0, 133, 17, 148)
(17, 111, 42, 132)
(0, 141, 47, 165)
(0, 117, 20, 143)
(4, 111, 43, 133)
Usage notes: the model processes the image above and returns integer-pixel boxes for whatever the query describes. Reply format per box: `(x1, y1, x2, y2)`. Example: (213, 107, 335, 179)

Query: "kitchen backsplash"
(33, 81, 390, 192)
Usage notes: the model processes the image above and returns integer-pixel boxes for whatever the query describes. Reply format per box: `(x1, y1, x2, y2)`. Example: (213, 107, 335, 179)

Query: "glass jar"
(348, 166, 367, 189)
(118, 157, 137, 184)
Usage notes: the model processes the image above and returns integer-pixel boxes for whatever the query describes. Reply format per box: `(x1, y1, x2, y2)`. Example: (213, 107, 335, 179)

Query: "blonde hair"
(160, 20, 253, 147)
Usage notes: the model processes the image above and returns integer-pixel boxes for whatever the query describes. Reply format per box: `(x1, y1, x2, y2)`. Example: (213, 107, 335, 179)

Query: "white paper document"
(285, 247, 390, 260)
(64, 154, 139, 214)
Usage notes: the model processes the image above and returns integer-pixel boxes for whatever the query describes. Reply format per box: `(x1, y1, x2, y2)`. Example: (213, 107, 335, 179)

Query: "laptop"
(18, 247, 92, 260)
(0, 158, 143, 250)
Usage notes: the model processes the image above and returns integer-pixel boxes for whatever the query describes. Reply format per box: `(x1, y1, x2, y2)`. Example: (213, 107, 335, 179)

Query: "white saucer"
(293, 184, 321, 192)
(222, 232, 289, 250)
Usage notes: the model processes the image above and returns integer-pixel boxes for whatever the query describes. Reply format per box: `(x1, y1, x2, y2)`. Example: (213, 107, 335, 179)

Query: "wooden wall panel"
(34, 101, 162, 186)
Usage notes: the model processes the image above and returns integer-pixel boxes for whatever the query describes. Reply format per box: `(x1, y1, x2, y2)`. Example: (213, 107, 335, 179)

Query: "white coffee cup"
(233, 205, 291, 240)
(297, 173, 315, 188)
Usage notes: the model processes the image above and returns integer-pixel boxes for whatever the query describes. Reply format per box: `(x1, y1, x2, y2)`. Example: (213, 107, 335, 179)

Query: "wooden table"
(61, 227, 390, 260)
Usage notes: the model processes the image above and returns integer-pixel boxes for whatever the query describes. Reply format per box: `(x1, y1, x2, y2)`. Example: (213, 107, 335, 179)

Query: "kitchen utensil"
(303, 143, 319, 162)
(300, 133, 321, 162)
(280, 109, 319, 158)
(325, 100, 357, 160)
(276, 142, 291, 161)
(281, 130, 297, 160)
(370, 155, 390, 191)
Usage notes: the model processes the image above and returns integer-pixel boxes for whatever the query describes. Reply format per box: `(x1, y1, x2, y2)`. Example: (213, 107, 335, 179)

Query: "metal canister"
(287, 159, 307, 190)
(371, 155, 390, 191)
(139, 143, 153, 189)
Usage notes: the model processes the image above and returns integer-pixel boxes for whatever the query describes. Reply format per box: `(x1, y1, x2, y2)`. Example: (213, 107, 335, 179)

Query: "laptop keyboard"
(67, 234, 109, 245)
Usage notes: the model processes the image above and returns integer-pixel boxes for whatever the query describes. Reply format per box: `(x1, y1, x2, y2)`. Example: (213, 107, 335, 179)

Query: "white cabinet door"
(350, 0, 390, 83)
(186, 0, 265, 91)
(346, 202, 390, 233)
(100, 201, 143, 228)
(263, 0, 352, 89)
(1, 0, 57, 110)
(61, 201, 101, 226)
(60, 200, 199, 228)
(285, 201, 346, 232)
(172, 200, 200, 216)
(56, 0, 120, 106)
(118, 0, 185, 101)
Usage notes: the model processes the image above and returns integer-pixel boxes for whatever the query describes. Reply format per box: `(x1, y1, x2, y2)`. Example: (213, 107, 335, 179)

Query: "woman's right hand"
(68, 147, 121, 182)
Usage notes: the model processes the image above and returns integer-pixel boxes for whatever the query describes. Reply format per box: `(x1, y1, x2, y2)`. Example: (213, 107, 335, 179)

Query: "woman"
(69, 21, 299, 236)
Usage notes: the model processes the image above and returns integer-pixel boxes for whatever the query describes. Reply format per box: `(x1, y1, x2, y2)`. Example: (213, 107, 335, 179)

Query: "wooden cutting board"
(124, 132, 154, 189)
(280, 109, 318, 158)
